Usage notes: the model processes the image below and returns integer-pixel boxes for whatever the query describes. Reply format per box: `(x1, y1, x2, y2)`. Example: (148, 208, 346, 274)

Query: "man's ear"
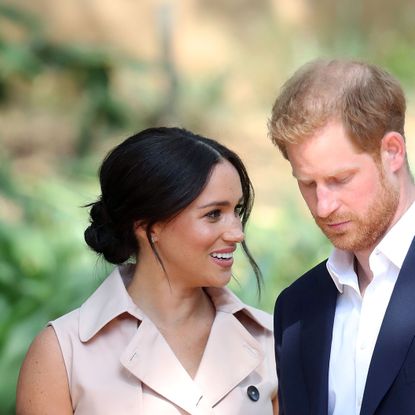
(381, 131, 406, 173)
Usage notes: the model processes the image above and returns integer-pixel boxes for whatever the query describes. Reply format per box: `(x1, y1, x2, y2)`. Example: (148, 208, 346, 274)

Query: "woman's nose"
(222, 217, 244, 242)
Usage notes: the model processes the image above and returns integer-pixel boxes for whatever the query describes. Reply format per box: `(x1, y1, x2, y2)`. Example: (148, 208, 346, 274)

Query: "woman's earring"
(150, 234, 157, 243)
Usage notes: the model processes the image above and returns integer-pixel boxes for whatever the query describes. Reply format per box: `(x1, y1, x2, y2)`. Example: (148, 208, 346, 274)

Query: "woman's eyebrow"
(197, 201, 230, 209)
(198, 197, 243, 209)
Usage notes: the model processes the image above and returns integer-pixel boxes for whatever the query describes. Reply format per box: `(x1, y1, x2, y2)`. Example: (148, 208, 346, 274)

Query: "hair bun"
(84, 201, 133, 264)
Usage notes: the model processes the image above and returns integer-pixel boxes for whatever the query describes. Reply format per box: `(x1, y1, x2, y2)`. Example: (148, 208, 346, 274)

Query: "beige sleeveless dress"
(50, 265, 277, 414)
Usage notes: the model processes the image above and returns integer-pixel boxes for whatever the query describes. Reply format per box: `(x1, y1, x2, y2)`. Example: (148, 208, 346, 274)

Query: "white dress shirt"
(327, 202, 415, 415)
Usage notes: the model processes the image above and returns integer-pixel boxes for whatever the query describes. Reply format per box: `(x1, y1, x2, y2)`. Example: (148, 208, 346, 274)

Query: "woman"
(16, 127, 278, 414)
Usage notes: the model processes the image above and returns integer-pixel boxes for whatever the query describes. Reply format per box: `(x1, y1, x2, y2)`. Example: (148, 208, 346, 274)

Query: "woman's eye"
(235, 204, 244, 217)
(206, 209, 221, 220)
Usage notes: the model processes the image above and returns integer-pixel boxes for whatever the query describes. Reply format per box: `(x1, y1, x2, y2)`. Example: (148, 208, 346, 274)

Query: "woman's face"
(153, 160, 245, 289)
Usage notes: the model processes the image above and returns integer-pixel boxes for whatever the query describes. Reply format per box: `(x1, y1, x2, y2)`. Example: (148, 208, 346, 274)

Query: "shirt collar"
(327, 249, 356, 293)
(375, 201, 415, 269)
(79, 264, 272, 342)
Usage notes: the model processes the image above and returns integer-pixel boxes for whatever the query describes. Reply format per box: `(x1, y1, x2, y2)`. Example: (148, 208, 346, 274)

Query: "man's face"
(286, 120, 399, 255)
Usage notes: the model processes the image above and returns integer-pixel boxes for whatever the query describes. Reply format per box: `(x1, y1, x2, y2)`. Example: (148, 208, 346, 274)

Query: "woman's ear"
(381, 131, 406, 173)
(134, 221, 159, 244)
(149, 223, 162, 243)
(133, 221, 148, 240)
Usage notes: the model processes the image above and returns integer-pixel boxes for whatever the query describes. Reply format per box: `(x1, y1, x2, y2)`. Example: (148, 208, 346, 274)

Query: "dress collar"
(79, 264, 271, 342)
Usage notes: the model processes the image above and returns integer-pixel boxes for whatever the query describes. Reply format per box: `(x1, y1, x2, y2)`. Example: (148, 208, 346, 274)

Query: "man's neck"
(354, 255, 373, 296)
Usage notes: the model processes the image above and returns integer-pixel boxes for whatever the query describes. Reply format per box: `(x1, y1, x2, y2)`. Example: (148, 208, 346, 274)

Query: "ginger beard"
(314, 168, 400, 252)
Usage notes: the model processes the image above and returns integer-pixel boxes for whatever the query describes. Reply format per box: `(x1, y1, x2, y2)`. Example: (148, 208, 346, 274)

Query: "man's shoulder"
(285, 259, 329, 293)
(275, 259, 332, 310)
(274, 258, 335, 321)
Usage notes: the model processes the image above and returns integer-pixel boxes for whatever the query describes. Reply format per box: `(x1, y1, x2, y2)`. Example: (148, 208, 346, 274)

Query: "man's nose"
(316, 186, 339, 218)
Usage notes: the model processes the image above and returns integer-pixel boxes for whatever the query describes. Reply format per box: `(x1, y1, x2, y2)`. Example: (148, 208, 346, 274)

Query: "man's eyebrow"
(292, 168, 356, 180)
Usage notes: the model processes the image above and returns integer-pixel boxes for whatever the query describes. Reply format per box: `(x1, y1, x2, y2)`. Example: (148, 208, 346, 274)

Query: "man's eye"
(329, 175, 351, 185)
(300, 181, 315, 188)
(338, 175, 351, 184)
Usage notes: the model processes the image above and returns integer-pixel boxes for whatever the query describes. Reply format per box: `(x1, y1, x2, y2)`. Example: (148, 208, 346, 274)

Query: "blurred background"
(2, 0, 415, 412)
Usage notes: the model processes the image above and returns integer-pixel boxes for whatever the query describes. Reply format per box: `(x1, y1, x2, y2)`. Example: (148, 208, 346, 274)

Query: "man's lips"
(323, 220, 351, 232)
(328, 220, 350, 227)
(315, 215, 352, 229)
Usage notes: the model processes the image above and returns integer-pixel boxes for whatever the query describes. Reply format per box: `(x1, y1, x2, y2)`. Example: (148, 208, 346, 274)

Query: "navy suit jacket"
(274, 237, 415, 415)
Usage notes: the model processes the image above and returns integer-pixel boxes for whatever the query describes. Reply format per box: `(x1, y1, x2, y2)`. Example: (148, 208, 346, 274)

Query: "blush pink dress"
(50, 264, 277, 414)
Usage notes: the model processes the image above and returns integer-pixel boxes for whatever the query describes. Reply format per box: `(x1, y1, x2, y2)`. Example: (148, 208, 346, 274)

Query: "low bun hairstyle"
(84, 127, 262, 288)
(84, 199, 137, 264)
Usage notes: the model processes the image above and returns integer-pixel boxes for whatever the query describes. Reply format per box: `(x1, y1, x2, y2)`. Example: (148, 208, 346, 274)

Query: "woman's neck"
(127, 261, 215, 330)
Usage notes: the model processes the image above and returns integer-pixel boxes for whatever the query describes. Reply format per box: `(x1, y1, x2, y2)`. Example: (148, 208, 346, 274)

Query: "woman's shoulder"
(16, 326, 73, 414)
(49, 307, 82, 343)
(49, 266, 132, 341)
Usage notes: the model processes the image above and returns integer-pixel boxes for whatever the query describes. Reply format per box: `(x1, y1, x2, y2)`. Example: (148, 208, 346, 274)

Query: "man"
(269, 59, 415, 415)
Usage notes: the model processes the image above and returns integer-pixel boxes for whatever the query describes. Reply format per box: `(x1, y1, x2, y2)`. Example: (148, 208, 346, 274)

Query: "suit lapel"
(301, 263, 338, 415)
(361, 238, 415, 415)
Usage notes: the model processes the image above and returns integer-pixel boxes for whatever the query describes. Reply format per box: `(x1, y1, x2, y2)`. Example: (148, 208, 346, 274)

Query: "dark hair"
(84, 127, 262, 288)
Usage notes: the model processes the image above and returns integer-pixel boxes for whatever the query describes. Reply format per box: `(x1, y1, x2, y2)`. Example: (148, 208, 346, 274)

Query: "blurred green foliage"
(0, 156, 107, 413)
